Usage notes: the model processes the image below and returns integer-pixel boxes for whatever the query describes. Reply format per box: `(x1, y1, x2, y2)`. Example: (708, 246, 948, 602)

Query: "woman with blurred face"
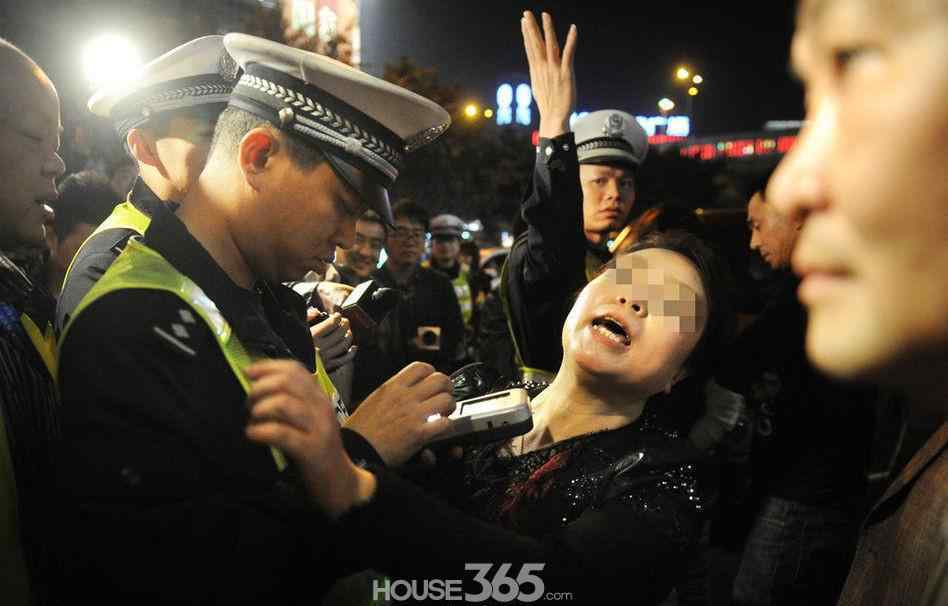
(244, 230, 735, 603)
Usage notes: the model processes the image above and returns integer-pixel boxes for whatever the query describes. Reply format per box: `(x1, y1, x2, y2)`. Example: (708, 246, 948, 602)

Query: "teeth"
(594, 323, 628, 346)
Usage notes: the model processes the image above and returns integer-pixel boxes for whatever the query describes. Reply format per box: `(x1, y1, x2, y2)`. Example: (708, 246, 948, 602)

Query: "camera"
(338, 280, 399, 333)
(308, 279, 400, 344)
(415, 326, 442, 351)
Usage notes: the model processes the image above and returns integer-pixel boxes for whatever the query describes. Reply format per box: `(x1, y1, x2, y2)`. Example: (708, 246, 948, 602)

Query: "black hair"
(623, 229, 736, 382)
(391, 199, 430, 232)
(737, 157, 782, 203)
(359, 209, 388, 234)
(208, 106, 326, 169)
(53, 171, 118, 239)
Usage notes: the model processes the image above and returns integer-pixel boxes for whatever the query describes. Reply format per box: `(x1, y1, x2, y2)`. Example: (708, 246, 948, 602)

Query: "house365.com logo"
(372, 563, 574, 602)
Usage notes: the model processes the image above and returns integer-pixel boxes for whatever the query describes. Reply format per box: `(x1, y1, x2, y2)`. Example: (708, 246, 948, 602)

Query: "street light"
(692, 74, 703, 84)
(688, 87, 699, 96)
(464, 103, 479, 119)
(483, 108, 494, 119)
(658, 98, 676, 113)
(82, 34, 141, 88)
(676, 66, 690, 81)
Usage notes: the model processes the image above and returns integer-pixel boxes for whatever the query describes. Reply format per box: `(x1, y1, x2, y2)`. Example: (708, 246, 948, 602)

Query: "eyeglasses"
(390, 227, 427, 242)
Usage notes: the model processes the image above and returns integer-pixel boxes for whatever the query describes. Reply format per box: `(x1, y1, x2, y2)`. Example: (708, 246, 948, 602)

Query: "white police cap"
(572, 110, 648, 168)
(223, 33, 451, 227)
(430, 214, 464, 238)
(88, 35, 238, 138)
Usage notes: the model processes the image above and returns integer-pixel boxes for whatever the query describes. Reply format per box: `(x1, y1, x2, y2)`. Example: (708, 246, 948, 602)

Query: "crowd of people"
(0, 2, 945, 605)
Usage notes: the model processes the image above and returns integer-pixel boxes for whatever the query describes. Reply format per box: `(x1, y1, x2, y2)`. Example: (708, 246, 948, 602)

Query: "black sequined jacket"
(336, 402, 718, 604)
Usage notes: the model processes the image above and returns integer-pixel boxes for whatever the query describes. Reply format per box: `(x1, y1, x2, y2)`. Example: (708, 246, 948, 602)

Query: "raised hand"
(521, 11, 578, 139)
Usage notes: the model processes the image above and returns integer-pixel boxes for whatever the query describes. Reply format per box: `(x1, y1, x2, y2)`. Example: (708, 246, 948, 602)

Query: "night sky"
(361, 0, 803, 136)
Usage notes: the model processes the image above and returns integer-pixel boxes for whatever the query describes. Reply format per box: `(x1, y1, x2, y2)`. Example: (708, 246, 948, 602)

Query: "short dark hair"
(359, 209, 388, 234)
(209, 106, 325, 169)
(738, 158, 782, 203)
(53, 171, 118, 239)
(391, 199, 430, 232)
(624, 229, 736, 381)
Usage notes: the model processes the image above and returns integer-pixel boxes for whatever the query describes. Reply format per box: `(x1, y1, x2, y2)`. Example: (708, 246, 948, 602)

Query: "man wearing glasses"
(352, 199, 464, 404)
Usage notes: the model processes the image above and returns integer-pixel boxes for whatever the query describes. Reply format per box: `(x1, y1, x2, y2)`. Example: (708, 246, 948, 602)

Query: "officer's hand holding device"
(426, 388, 532, 448)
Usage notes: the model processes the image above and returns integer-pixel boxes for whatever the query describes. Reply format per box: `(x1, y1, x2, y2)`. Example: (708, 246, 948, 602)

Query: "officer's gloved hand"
(449, 362, 502, 401)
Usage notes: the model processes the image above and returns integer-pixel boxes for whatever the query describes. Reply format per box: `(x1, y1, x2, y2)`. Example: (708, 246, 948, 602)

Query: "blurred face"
(241, 145, 365, 283)
(386, 218, 427, 268)
(768, 0, 948, 385)
(431, 235, 461, 268)
(0, 63, 65, 249)
(747, 192, 800, 269)
(337, 218, 386, 278)
(580, 163, 636, 244)
(562, 248, 707, 397)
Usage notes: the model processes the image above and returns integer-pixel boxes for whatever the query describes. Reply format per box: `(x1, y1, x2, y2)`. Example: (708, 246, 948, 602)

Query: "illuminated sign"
(496, 84, 513, 126)
(678, 135, 797, 161)
(515, 84, 532, 126)
(634, 115, 691, 137)
(496, 83, 533, 125)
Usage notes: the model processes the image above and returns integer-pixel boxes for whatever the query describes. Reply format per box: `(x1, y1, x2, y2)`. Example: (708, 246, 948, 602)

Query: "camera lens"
(421, 330, 438, 346)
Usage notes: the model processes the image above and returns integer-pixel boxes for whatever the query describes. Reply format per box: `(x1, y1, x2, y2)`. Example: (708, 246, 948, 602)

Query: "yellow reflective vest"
(61, 237, 346, 471)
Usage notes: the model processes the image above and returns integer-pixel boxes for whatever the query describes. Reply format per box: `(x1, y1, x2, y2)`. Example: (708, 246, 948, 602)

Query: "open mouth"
(591, 316, 631, 346)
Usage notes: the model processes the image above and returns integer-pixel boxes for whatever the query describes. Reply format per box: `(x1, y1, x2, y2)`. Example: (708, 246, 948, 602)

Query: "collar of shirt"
(143, 204, 314, 368)
(128, 177, 174, 218)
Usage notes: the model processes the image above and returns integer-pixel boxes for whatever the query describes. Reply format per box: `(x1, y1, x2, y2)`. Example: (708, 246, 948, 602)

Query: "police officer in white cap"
(502, 12, 648, 384)
(57, 35, 238, 330)
(54, 34, 454, 602)
(427, 213, 477, 333)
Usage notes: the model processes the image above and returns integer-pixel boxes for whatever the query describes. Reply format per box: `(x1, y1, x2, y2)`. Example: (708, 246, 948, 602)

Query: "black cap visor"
(323, 151, 394, 227)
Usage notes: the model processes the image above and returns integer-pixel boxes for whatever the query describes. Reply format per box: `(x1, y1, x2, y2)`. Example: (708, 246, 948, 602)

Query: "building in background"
(281, 0, 361, 67)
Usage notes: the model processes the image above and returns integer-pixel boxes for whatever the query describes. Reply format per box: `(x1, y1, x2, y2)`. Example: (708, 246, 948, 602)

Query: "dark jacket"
(502, 133, 609, 374)
(0, 252, 59, 603)
(54, 204, 381, 604)
(350, 263, 463, 404)
(837, 421, 948, 606)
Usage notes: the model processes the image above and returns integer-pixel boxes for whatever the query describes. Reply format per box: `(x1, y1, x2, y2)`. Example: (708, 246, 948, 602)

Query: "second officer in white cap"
(502, 15, 648, 384)
(54, 34, 454, 602)
(57, 35, 239, 330)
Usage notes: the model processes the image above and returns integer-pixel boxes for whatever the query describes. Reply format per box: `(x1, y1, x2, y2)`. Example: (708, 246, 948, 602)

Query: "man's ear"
(126, 128, 165, 175)
(237, 127, 279, 190)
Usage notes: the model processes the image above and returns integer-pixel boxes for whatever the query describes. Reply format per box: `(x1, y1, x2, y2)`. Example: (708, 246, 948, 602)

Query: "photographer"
(352, 200, 463, 404)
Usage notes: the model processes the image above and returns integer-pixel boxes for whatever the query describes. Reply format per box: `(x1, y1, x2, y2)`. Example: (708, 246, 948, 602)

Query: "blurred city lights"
(82, 34, 142, 88)
(688, 87, 699, 96)
(464, 103, 479, 118)
(692, 74, 703, 84)
(676, 67, 690, 80)
(658, 98, 676, 112)
(483, 108, 494, 119)
(515, 83, 532, 126)
(496, 83, 513, 125)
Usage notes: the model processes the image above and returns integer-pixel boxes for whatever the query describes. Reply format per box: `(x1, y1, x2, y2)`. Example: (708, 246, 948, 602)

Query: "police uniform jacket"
(503, 132, 610, 375)
(55, 178, 163, 332)
(54, 202, 382, 604)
